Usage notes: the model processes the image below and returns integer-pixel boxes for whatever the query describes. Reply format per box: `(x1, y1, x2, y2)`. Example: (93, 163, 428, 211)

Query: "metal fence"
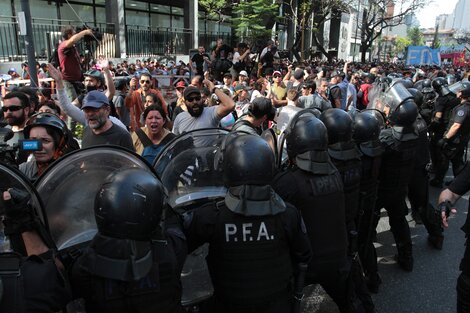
(0, 16, 232, 61)
(0, 16, 115, 62)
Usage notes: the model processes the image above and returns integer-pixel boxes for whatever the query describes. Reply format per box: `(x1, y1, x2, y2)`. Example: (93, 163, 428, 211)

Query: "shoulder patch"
(458, 110, 465, 117)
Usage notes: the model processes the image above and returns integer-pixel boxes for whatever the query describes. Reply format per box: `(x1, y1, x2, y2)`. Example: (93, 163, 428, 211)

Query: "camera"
(0, 128, 42, 167)
(76, 25, 103, 43)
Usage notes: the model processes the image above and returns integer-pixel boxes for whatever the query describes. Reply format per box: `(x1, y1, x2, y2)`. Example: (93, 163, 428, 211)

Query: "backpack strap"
(136, 128, 153, 148)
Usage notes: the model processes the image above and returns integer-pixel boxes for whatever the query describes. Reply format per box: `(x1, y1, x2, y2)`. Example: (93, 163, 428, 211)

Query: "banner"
(406, 46, 441, 66)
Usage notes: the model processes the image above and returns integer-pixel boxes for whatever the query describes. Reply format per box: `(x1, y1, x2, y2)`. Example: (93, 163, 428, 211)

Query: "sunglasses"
(273, 75, 281, 78)
(2, 105, 23, 113)
(186, 96, 201, 102)
(140, 80, 150, 84)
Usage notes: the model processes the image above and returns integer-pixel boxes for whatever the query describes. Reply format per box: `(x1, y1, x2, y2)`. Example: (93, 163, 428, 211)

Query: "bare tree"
(360, 0, 426, 62)
(284, 0, 352, 62)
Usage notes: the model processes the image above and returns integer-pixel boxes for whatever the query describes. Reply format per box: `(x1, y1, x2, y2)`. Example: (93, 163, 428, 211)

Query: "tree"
(407, 26, 424, 46)
(232, 0, 279, 41)
(360, 0, 427, 62)
(284, 0, 352, 62)
(395, 36, 411, 54)
(199, 0, 231, 35)
(431, 24, 440, 49)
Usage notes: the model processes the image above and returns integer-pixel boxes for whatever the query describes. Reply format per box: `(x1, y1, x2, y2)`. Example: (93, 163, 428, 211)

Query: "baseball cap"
(82, 90, 109, 109)
(234, 84, 248, 92)
(8, 67, 16, 72)
(176, 81, 186, 89)
(183, 86, 200, 100)
(239, 70, 248, 77)
(223, 72, 232, 78)
(273, 70, 282, 76)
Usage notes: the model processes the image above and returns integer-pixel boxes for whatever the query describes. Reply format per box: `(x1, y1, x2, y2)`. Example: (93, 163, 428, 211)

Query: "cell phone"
(18, 139, 42, 152)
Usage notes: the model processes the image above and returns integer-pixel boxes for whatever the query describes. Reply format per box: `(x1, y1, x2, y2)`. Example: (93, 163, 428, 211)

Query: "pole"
(19, 0, 38, 88)
(353, 0, 360, 62)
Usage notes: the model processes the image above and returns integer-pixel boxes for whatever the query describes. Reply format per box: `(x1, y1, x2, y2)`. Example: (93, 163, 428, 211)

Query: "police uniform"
(185, 185, 312, 313)
(440, 99, 470, 177)
(430, 93, 460, 184)
(446, 164, 470, 312)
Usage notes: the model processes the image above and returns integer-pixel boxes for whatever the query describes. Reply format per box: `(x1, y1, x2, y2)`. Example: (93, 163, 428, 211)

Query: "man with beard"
(81, 90, 134, 151)
(2, 91, 31, 163)
(172, 79, 235, 135)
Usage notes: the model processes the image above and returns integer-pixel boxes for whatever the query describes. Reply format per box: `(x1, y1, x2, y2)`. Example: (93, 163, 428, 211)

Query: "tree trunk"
(361, 42, 368, 63)
(291, 29, 303, 62)
(312, 32, 331, 62)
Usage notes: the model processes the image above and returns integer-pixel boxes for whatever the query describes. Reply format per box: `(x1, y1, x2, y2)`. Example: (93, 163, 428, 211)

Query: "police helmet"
(223, 134, 275, 187)
(387, 99, 418, 126)
(421, 79, 433, 93)
(94, 168, 165, 241)
(407, 88, 424, 108)
(319, 108, 353, 145)
(413, 80, 424, 91)
(286, 114, 328, 159)
(84, 69, 105, 85)
(447, 74, 456, 85)
(353, 111, 382, 143)
(432, 77, 451, 96)
(24, 112, 67, 139)
(400, 79, 414, 89)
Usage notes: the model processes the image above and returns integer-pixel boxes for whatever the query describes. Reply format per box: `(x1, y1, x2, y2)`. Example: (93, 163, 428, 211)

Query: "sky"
(414, 0, 458, 28)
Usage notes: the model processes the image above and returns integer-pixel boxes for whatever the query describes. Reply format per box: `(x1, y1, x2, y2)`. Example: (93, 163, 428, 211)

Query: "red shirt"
(58, 41, 82, 81)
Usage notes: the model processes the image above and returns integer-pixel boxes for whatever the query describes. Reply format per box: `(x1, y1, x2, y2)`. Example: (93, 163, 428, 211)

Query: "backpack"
(49, 43, 60, 68)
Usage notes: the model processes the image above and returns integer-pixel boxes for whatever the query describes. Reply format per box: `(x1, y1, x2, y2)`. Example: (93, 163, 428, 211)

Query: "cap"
(82, 90, 109, 109)
(273, 70, 282, 76)
(331, 70, 343, 77)
(234, 84, 248, 92)
(184, 86, 200, 100)
(293, 69, 304, 80)
(8, 67, 16, 72)
(239, 70, 248, 77)
(223, 72, 232, 78)
(176, 81, 186, 89)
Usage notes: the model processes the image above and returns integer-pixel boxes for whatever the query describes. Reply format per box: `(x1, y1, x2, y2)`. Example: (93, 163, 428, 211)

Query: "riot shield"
(0, 162, 46, 252)
(261, 128, 279, 164)
(367, 83, 413, 114)
(449, 81, 466, 95)
(35, 146, 153, 251)
(154, 128, 229, 214)
(155, 128, 231, 307)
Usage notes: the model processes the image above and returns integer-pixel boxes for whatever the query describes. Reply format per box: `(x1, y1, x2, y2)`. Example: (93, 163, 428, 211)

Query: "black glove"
(1, 188, 38, 236)
(437, 137, 448, 149)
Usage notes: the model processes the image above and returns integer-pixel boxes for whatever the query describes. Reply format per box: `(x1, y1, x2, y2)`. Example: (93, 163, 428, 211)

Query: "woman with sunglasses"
(132, 104, 176, 165)
(19, 112, 78, 182)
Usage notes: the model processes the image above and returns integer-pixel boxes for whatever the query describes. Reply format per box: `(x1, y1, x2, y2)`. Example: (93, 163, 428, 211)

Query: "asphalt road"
(302, 176, 468, 313)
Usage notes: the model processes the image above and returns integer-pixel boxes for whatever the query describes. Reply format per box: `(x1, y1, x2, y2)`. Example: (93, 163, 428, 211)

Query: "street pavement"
(302, 175, 468, 313)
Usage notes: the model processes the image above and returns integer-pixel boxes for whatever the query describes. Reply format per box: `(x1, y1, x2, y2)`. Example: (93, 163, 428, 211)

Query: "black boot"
(428, 234, 444, 250)
(365, 272, 382, 294)
(396, 242, 413, 272)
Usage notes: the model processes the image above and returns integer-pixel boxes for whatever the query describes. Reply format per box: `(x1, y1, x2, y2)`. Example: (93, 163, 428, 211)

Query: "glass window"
(171, 15, 184, 29)
(95, 7, 106, 25)
(125, 0, 148, 11)
(126, 10, 149, 27)
(61, 4, 94, 23)
(0, 1, 12, 16)
(95, 0, 106, 4)
(151, 13, 171, 28)
(29, 0, 58, 20)
(150, 4, 170, 14)
(172, 7, 184, 16)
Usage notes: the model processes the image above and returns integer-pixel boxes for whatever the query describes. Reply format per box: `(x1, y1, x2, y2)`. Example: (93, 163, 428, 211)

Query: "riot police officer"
(437, 87, 470, 182)
(69, 168, 186, 313)
(320, 108, 362, 250)
(429, 77, 460, 187)
(418, 79, 436, 126)
(184, 133, 312, 313)
(352, 110, 384, 293)
(438, 163, 470, 312)
(272, 112, 374, 312)
(370, 82, 419, 272)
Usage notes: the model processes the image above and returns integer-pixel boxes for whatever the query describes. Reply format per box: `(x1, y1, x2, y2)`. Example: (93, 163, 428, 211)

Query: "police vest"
(447, 102, 470, 146)
(415, 116, 431, 167)
(379, 128, 418, 192)
(72, 241, 183, 313)
(328, 145, 362, 230)
(288, 168, 348, 270)
(358, 153, 382, 216)
(208, 202, 293, 304)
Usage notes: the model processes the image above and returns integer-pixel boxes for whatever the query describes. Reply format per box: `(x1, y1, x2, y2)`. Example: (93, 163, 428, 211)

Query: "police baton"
(292, 262, 308, 313)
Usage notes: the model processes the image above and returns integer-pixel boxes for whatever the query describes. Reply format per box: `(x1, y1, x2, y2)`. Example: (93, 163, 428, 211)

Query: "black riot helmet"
(407, 88, 424, 108)
(286, 114, 328, 159)
(320, 108, 353, 145)
(387, 99, 418, 126)
(432, 77, 451, 96)
(400, 79, 414, 89)
(353, 111, 382, 143)
(24, 112, 67, 139)
(223, 134, 275, 187)
(94, 168, 165, 241)
(421, 79, 433, 93)
(413, 80, 424, 91)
